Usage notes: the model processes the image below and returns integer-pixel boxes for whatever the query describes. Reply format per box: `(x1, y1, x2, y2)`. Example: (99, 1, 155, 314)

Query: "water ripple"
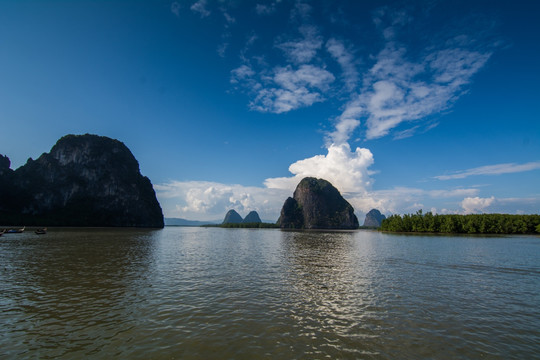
(1, 229, 539, 358)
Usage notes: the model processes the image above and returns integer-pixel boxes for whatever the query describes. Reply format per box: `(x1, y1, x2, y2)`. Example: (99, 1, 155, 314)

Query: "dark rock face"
(363, 209, 386, 227)
(277, 177, 359, 229)
(223, 209, 243, 224)
(0, 134, 164, 227)
(242, 211, 262, 223)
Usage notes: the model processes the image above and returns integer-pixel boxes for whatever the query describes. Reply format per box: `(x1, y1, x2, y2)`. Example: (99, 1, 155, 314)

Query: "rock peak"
(0, 134, 163, 227)
(223, 209, 243, 224)
(243, 210, 262, 223)
(363, 209, 386, 227)
(278, 177, 358, 229)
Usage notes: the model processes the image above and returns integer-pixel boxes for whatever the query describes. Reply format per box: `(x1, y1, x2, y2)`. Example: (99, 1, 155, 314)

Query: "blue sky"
(1, 0, 539, 221)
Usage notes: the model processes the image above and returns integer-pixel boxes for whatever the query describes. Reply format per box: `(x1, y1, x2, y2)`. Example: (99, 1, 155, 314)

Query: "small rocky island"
(277, 177, 359, 229)
(363, 209, 386, 227)
(243, 211, 262, 224)
(0, 134, 164, 227)
(222, 209, 244, 224)
(222, 210, 262, 224)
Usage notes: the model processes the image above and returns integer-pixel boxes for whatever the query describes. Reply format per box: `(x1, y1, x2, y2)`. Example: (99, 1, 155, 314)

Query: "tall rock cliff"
(222, 209, 243, 224)
(242, 211, 262, 223)
(0, 134, 164, 227)
(363, 209, 386, 227)
(277, 177, 359, 229)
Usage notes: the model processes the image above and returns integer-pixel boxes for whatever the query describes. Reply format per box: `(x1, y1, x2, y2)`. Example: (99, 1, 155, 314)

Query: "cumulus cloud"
(461, 196, 495, 214)
(435, 161, 540, 180)
(264, 143, 374, 193)
(155, 144, 377, 221)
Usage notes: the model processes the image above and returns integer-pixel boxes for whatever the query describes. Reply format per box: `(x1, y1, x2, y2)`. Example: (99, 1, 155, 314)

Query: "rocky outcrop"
(242, 211, 262, 224)
(222, 209, 243, 224)
(0, 134, 164, 227)
(277, 177, 359, 229)
(363, 209, 386, 227)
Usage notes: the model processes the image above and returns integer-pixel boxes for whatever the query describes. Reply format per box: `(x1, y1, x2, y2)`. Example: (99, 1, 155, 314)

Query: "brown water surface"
(1, 227, 539, 359)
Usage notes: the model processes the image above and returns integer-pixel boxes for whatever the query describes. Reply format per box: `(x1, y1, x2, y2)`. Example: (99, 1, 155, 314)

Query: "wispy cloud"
(344, 43, 491, 140)
(276, 25, 322, 64)
(231, 64, 335, 113)
(191, 0, 210, 18)
(327, 5, 494, 142)
(171, 1, 181, 17)
(170, 2, 507, 219)
(435, 161, 540, 180)
(326, 38, 359, 92)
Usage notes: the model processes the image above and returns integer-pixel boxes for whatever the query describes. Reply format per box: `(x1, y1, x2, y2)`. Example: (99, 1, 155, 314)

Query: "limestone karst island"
(0, 134, 164, 228)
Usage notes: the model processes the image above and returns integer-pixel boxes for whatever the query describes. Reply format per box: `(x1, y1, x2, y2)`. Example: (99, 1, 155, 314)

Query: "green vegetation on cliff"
(380, 210, 540, 234)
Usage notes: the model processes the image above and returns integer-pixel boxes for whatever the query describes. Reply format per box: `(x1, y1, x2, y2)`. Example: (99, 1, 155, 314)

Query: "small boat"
(0, 229, 5, 237)
(35, 228, 47, 235)
(6, 227, 25, 234)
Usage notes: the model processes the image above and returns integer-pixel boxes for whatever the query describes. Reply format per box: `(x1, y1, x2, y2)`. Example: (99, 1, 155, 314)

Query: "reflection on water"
(0, 228, 539, 359)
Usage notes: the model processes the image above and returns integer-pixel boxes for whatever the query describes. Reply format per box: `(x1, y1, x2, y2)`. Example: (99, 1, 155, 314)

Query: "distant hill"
(363, 209, 386, 227)
(165, 218, 218, 226)
(242, 211, 262, 223)
(223, 209, 243, 224)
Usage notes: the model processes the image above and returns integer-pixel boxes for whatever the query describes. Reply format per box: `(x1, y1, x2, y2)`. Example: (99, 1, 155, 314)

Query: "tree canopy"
(380, 211, 540, 234)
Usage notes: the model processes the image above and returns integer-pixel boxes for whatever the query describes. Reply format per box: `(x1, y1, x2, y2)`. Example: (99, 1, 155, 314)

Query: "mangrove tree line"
(380, 211, 540, 234)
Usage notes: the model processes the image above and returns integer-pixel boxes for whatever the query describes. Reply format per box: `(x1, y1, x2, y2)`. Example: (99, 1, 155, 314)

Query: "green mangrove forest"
(380, 211, 540, 234)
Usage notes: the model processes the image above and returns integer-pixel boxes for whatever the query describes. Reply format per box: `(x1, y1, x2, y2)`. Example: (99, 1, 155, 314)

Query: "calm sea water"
(0, 227, 539, 359)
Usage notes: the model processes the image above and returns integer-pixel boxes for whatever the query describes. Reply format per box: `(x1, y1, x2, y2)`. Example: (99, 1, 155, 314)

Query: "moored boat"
(5, 227, 25, 234)
(35, 228, 47, 235)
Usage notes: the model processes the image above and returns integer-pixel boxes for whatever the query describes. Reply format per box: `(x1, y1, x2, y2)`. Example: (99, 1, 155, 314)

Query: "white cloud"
(435, 161, 540, 180)
(328, 97, 363, 145)
(326, 38, 359, 92)
(222, 10, 235, 24)
(171, 2, 181, 17)
(232, 64, 335, 114)
(255, 4, 274, 15)
(264, 143, 374, 193)
(155, 180, 288, 221)
(191, 0, 210, 18)
(461, 196, 495, 214)
(329, 8, 492, 142)
(230, 65, 255, 83)
(273, 64, 334, 91)
(276, 25, 322, 64)
(357, 44, 491, 140)
(255, 1, 282, 15)
(347, 186, 480, 216)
